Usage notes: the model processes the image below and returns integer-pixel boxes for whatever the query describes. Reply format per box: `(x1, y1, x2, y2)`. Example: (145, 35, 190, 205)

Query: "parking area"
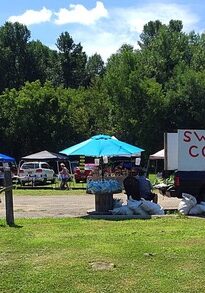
(0, 192, 181, 218)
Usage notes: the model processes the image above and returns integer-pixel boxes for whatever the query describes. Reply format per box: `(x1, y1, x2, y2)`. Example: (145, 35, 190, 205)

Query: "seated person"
(136, 169, 158, 203)
(123, 173, 141, 201)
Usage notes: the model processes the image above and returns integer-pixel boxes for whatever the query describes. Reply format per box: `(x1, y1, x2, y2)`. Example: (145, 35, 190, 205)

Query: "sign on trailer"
(178, 129, 205, 171)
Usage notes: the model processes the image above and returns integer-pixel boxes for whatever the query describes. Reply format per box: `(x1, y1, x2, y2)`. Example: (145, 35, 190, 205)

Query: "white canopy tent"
(149, 149, 164, 160)
(20, 150, 70, 174)
(21, 150, 68, 161)
(146, 149, 164, 176)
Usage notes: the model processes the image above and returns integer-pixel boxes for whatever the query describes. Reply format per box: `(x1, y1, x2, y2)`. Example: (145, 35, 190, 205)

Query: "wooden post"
(95, 193, 113, 213)
(4, 169, 14, 226)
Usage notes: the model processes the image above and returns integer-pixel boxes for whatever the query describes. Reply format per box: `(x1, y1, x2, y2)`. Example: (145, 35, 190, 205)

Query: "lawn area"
(149, 173, 157, 184)
(0, 216, 205, 293)
(12, 180, 88, 196)
(13, 187, 87, 196)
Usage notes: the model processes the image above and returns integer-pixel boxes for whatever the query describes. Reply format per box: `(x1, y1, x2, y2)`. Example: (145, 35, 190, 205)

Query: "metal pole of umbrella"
(101, 157, 104, 179)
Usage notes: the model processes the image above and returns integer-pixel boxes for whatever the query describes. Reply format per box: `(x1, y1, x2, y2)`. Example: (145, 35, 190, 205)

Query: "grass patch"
(13, 187, 87, 196)
(0, 217, 205, 292)
(149, 173, 156, 184)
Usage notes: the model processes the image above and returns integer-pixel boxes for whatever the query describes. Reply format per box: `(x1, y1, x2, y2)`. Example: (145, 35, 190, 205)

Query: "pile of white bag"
(111, 198, 164, 217)
(178, 193, 205, 215)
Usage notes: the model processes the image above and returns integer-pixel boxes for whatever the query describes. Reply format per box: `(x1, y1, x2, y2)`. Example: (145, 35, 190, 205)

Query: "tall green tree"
(27, 40, 52, 83)
(56, 32, 87, 88)
(138, 20, 163, 48)
(165, 70, 205, 130)
(189, 32, 205, 71)
(0, 22, 30, 91)
(103, 44, 142, 142)
(27, 40, 64, 86)
(138, 20, 191, 84)
(0, 81, 90, 159)
(86, 53, 105, 85)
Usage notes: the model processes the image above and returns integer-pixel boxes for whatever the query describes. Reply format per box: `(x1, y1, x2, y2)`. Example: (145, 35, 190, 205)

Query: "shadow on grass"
(80, 214, 151, 221)
(164, 209, 178, 214)
(80, 209, 183, 221)
(8, 223, 23, 228)
(0, 222, 23, 228)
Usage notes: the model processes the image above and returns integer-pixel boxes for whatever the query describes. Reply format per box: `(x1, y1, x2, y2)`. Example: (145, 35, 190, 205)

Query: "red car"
(74, 164, 97, 183)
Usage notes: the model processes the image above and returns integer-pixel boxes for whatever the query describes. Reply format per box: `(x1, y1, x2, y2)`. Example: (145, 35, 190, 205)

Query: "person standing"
(59, 163, 71, 190)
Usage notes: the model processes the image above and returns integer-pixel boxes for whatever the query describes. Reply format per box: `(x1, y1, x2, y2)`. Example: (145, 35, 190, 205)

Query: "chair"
(53, 175, 61, 189)
(123, 175, 141, 201)
(54, 174, 75, 190)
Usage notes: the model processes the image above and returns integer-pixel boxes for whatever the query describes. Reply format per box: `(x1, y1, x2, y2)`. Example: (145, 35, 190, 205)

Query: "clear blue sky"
(0, 0, 204, 60)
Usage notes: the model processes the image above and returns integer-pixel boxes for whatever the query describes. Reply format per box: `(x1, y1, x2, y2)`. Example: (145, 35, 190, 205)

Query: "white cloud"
(8, 7, 52, 26)
(115, 3, 199, 33)
(70, 27, 138, 62)
(83, 2, 199, 60)
(54, 1, 108, 25)
(81, 32, 121, 61)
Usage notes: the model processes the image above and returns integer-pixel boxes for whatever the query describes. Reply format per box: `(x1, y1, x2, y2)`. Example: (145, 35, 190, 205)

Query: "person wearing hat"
(59, 163, 71, 190)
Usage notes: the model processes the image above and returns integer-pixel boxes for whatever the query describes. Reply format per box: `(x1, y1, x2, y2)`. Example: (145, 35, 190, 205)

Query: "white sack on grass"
(113, 198, 123, 209)
(189, 203, 205, 215)
(127, 199, 150, 217)
(133, 206, 150, 217)
(127, 199, 142, 210)
(141, 200, 165, 215)
(112, 205, 134, 215)
(178, 193, 197, 215)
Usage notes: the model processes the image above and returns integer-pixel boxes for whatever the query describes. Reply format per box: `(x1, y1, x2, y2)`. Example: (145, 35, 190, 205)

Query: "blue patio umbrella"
(60, 134, 144, 157)
(0, 153, 15, 162)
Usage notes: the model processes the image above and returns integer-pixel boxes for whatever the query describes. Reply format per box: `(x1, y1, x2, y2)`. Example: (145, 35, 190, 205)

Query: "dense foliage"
(0, 20, 205, 160)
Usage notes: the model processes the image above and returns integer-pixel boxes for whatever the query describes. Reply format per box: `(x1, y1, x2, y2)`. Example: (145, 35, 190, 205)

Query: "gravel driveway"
(0, 193, 181, 218)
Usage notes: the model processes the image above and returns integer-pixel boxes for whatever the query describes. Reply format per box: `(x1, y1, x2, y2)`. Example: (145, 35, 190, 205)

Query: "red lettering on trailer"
(194, 131, 205, 142)
(203, 146, 205, 157)
(183, 130, 192, 142)
(189, 145, 199, 157)
(188, 145, 205, 157)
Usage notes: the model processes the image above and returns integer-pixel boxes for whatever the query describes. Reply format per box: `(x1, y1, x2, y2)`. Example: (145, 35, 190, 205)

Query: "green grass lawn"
(13, 187, 87, 196)
(12, 180, 87, 196)
(149, 173, 157, 184)
(0, 216, 205, 293)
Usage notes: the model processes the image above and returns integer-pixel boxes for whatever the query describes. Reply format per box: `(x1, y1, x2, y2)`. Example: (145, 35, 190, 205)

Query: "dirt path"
(0, 193, 181, 218)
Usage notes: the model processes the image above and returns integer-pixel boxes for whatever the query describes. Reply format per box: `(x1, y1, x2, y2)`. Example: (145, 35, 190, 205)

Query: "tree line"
(1, 20, 205, 161)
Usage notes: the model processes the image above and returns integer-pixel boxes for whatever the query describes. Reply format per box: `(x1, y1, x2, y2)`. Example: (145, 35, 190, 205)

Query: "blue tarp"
(0, 153, 15, 162)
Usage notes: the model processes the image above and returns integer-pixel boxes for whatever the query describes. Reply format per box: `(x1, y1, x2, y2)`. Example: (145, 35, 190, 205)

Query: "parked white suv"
(18, 162, 55, 185)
